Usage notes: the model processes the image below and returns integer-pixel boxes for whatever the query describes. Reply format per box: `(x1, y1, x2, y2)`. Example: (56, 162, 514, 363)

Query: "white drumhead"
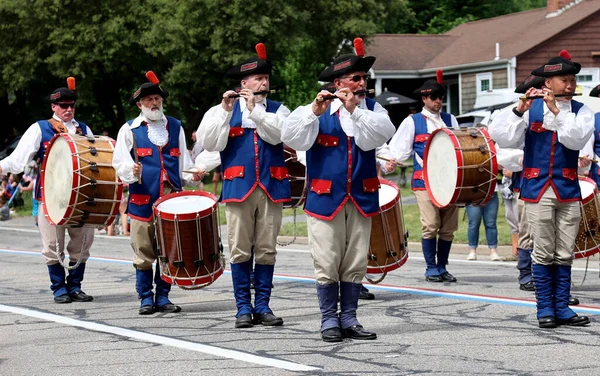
(44, 136, 74, 223)
(379, 183, 398, 207)
(579, 179, 595, 199)
(157, 195, 215, 214)
(425, 131, 458, 207)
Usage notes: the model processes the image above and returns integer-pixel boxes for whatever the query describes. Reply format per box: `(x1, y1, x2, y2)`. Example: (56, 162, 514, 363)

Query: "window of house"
(476, 73, 493, 94)
(577, 68, 599, 83)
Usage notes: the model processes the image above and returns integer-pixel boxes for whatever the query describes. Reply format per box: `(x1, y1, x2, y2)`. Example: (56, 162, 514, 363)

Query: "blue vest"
(220, 100, 291, 203)
(36, 120, 90, 199)
(520, 99, 583, 203)
(411, 112, 452, 190)
(305, 98, 379, 220)
(127, 117, 182, 221)
(589, 113, 600, 187)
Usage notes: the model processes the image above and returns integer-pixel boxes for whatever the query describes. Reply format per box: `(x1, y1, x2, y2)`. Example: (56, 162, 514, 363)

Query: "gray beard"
(142, 105, 164, 122)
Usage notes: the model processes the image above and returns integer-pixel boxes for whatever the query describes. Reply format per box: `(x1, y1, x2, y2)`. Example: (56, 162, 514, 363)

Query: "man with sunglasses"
(389, 70, 460, 284)
(282, 38, 395, 342)
(0, 77, 96, 304)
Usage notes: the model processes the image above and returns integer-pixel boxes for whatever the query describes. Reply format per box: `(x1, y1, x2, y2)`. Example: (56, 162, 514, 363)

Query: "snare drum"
(41, 134, 122, 227)
(367, 179, 408, 276)
(423, 127, 498, 208)
(573, 177, 600, 259)
(284, 145, 306, 209)
(153, 191, 224, 288)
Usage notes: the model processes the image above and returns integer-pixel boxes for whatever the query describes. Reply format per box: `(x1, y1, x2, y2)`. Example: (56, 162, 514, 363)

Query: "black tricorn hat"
(531, 50, 581, 77)
(318, 38, 376, 82)
(319, 82, 337, 93)
(590, 84, 600, 98)
(514, 75, 546, 94)
(225, 43, 272, 80)
(48, 77, 77, 103)
(413, 70, 445, 97)
(129, 71, 168, 105)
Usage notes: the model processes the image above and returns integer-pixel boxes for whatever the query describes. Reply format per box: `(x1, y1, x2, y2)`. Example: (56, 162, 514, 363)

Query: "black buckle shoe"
(425, 275, 443, 282)
(568, 296, 580, 306)
(440, 272, 457, 282)
(321, 327, 343, 342)
(157, 303, 181, 313)
(519, 281, 535, 291)
(235, 314, 254, 328)
(557, 315, 590, 326)
(538, 316, 557, 328)
(359, 288, 375, 300)
(139, 305, 155, 315)
(253, 312, 283, 326)
(342, 325, 377, 340)
(70, 291, 94, 302)
(54, 294, 72, 304)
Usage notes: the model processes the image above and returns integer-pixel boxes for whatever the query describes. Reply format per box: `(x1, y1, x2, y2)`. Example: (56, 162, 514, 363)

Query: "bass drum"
(283, 145, 306, 209)
(573, 177, 600, 259)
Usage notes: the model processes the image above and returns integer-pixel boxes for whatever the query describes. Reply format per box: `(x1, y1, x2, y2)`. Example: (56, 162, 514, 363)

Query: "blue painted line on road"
(2, 248, 600, 315)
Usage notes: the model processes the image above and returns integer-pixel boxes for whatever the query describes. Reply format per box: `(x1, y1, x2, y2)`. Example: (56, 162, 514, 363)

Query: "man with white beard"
(113, 71, 205, 315)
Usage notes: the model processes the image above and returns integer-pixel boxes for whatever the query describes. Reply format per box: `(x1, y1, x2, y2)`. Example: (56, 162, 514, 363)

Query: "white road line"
(0, 303, 319, 372)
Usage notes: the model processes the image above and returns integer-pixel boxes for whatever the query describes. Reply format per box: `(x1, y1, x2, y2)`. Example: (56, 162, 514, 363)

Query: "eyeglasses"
(341, 74, 369, 83)
(428, 95, 444, 101)
(56, 103, 76, 109)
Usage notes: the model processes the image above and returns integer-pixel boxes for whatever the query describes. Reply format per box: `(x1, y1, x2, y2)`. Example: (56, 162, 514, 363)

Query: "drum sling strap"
(48, 118, 83, 135)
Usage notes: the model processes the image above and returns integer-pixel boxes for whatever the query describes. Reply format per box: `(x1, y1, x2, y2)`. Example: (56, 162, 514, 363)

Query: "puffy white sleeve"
(197, 104, 232, 152)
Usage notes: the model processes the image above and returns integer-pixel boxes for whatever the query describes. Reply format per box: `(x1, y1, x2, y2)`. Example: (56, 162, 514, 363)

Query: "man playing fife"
(282, 38, 395, 342)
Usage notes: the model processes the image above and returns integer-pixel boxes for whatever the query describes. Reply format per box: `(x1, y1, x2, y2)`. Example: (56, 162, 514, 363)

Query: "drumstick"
(376, 155, 407, 168)
(183, 170, 199, 174)
(579, 156, 599, 163)
(131, 135, 142, 184)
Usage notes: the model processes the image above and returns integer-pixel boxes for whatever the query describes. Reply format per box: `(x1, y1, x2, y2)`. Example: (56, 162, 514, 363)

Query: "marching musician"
(0, 78, 95, 304)
(581, 85, 600, 186)
(489, 50, 593, 328)
(388, 70, 460, 283)
(112, 71, 204, 315)
(197, 43, 291, 329)
(281, 38, 395, 342)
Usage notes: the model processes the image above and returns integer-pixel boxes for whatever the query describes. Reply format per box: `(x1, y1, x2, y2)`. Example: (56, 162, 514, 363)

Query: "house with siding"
(367, 0, 600, 121)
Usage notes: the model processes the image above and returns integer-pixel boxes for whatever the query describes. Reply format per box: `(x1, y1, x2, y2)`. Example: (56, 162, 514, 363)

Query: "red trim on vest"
(530, 122, 546, 133)
(169, 148, 180, 157)
(310, 179, 332, 194)
(130, 194, 151, 205)
(362, 177, 380, 193)
(229, 127, 244, 138)
(415, 134, 429, 143)
(316, 134, 339, 147)
(269, 166, 289, 181)
(562, 168, 577, 180)
(523, 168, 540, 179)
(137, 148, 152, 157)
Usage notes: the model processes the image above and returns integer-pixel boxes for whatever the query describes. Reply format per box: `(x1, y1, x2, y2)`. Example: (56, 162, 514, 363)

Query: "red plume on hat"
(146, 71, 160, 85)
(67, 77, 76, 91)
(255, 43, 267, 61)
(436, 70, 444, 85)
(354, 38, 365, 57)
(559, 50, 572, 60)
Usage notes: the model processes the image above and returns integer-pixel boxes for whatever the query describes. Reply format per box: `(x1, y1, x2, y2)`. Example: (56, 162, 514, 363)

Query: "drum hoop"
(153, 190, 219, 221)
(574, 248, 600, 259)
(578, 176, 598, 205)
(366, 251, 409, 275)
(41, 133, 80, 226)
(378, 178, 400, 212)
(477, 128, 499, 206)
(161, 266, 224, 286)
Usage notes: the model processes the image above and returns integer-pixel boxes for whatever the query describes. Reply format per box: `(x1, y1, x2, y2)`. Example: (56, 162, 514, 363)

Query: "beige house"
(368, 0, 600, 117)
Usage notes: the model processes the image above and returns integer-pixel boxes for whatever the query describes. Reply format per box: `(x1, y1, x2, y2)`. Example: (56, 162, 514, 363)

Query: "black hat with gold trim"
(129, 71, 168, 105)
(413, 70, 445, 97)
(225, 43, 272, 80)
(318, 38, 376, 82)
(514, 74, 546, 94)
(48, 77, 77, 103)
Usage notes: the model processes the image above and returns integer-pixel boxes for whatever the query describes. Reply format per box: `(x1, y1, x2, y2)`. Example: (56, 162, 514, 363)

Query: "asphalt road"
(1, 218, 600, 376)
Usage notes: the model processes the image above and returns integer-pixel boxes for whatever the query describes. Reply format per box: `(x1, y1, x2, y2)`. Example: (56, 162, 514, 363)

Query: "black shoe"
(321, 327, 343, 342)
(253, 312, 283, 326)
(341, 325, 377, 340)
(359, 287, 375, 300)
(569, 296, 580, 306)
(538, 316, 557, 328)
(235, 314, 254, 328)
(520, 281, 535, 291)
(557, 315, 590, 326)
(157, 303, 181, 313)
(425, 275, 443, 282)
(54, 294, 72, 304)
(139, 305, 155, 315)
(70, 291, 94, 302)
(440, 272, 457, 282)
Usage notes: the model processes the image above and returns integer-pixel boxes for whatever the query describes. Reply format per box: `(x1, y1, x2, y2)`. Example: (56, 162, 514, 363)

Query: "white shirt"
(388, 108, 459, 163)
(281, 98, 395, 151)
(112, 113, 197, 185)
(489, 100, 594, 151)
(197, 97, 290, 152)
(0, 114, 93, 174)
